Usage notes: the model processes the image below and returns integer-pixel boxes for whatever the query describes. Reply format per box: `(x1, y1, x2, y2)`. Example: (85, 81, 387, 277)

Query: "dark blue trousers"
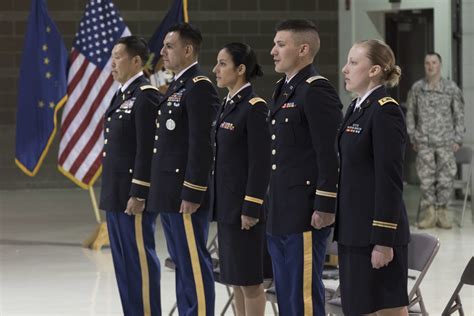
(160, 211, 215, 316)
(267, 228, 330, 316)
(106, 211, 161, 316)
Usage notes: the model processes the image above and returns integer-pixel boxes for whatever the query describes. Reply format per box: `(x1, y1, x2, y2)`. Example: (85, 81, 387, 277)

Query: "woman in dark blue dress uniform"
(335, 39, 410, 315)
(210, 43, 271, 316)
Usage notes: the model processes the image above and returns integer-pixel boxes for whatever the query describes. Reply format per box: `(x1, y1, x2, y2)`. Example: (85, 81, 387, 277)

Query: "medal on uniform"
(166, 119, 176, 130)
(167, 101, 172, 106)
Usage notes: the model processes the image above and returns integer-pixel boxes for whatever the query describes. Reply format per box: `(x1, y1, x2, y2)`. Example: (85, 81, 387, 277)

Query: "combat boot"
(418, 205, 437, 229)
(436, 207, 452, 229)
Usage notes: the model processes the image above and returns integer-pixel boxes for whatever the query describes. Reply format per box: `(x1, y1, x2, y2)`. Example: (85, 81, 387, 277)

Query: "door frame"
(338, 0, 453, 107)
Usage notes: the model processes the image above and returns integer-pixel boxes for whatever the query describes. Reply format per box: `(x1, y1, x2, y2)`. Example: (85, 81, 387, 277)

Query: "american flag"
(58, 0, 130, 189)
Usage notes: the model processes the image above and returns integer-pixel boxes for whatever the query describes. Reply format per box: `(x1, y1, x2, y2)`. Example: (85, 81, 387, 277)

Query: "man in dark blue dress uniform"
(99, 36, 162, 316)
(147, 23, 219, 316)
(266, 20, 343, 315)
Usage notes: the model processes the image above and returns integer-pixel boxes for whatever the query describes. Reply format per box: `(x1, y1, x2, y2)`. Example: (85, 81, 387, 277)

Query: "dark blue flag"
(147, 0, 188, 88)
(15, 0, 68, 176)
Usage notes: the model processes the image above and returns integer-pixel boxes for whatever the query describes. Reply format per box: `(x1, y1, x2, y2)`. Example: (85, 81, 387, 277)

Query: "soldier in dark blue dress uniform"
(210, 42, 270, 316)
(146, 23, 219, 316)
(99, 36, 162, 316)
(336, 39, 410, 316)
(266, 20, 343, 315)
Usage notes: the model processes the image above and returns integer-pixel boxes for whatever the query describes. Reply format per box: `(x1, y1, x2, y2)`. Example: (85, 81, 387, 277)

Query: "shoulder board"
(192, 76, 212, 83)
(140, 85, 160, 92)
(378, 97, 399, 106)
(249, 97, 266, 105)
(306, 75, 328, 84)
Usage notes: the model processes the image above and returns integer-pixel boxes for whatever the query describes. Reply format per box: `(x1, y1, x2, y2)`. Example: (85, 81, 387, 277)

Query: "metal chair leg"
(168, 302, 177, 316)
(460, 167, 471, 227)
(220, 291, 235, 316)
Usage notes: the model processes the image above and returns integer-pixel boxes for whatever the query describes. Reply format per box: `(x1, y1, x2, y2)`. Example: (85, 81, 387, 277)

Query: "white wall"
(462, 0, 474, 147)
(338, 0, 453, 107)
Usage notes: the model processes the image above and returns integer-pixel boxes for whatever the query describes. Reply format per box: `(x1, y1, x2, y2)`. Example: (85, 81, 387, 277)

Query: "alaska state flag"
(15, 0, 68, 176)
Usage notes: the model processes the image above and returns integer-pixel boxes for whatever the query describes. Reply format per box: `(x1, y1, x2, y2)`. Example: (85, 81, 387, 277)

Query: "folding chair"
(407, 232, 440, 314)
(452, 146, 473, 227)
(324, 238, 343, 315)
(323, 233, 340, 301)
(166, 232, 220, 316)
(266, 229, 340, 315)
(326, 232, 440, 315)
(262, 285, 278, 315)
(442, 256, 474, 315)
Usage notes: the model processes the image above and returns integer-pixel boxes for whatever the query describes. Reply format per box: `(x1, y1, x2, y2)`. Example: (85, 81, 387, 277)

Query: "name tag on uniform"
(345, 123, 362, 134)
(220, 122, 235, 131)
(282, 102, 296, 109)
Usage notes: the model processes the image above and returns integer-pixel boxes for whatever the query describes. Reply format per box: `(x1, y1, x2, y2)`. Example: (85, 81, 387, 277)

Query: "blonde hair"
(356, 39, 401, 88)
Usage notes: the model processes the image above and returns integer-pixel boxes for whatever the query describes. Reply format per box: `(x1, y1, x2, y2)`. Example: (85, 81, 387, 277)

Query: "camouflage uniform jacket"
(406, 77, 464, 146)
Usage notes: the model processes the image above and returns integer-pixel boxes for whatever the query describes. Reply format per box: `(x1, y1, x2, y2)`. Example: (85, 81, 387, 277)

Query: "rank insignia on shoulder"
(281, 102, 296, 109)
(306, 75, 327, 84)
(140, 85, 159, 92)
(378, 97, 399, 106)
(192, 76, 212, 83)
(249, 97, 266, 105)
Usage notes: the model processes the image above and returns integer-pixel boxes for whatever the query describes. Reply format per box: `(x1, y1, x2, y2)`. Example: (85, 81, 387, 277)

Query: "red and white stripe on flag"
(58, 0, 131, 189)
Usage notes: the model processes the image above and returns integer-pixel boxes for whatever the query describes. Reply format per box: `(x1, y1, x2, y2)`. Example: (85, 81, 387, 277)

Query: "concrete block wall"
(0, 0, 339, 189)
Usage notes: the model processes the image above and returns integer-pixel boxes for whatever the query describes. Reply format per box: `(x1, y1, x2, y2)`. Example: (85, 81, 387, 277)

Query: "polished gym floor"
(1, 186, 473, 315)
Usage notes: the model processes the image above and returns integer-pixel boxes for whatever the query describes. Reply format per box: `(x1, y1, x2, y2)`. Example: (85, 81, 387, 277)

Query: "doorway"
(385, 9, 434, 104)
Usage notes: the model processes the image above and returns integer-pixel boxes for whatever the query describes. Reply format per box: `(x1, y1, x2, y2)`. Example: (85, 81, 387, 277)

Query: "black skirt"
(338, 244, 409, 315)
(217, 221, 272, 286)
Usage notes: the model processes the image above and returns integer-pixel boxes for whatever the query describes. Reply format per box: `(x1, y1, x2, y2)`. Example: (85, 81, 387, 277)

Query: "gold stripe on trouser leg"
(135, 213, 151, 316)
(303, 231, 313, 315)
(183, 213, 206, 316)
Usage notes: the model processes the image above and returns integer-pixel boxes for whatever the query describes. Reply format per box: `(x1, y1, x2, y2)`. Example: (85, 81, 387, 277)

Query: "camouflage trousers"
(416, 144, 457, 209)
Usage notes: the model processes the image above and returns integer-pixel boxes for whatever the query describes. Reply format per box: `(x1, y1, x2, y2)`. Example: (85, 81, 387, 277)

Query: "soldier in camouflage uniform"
(406, 52, 465, 229)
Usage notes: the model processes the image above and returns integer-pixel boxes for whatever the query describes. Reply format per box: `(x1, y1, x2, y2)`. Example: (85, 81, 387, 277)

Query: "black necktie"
(220, 99, 229, 119)
(117, 88, 124, 100)
(279, 82, 290, 99)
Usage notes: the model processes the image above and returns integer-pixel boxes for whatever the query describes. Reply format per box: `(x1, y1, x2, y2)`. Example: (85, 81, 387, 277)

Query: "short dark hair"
(426, 51, 442, 63)
(116, 36, 150, 66)
(275, 19, 319, 34)
(167, 23, 203, 55)
(275, 19, 321, 57)
(222, 42, 263, 82)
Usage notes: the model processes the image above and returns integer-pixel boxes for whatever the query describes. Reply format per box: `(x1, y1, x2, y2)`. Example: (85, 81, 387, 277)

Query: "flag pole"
(82, 186, 109, 250)
(88, 186, 101, 224)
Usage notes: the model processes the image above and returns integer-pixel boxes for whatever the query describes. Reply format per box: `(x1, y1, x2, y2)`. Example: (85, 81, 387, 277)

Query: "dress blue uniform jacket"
(147, 64, 220, 213)
(334, 86, 410, 247)
(266, 64, 343, 235)
(99, 75, 161, 212)
(210, 86, 271, 224)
